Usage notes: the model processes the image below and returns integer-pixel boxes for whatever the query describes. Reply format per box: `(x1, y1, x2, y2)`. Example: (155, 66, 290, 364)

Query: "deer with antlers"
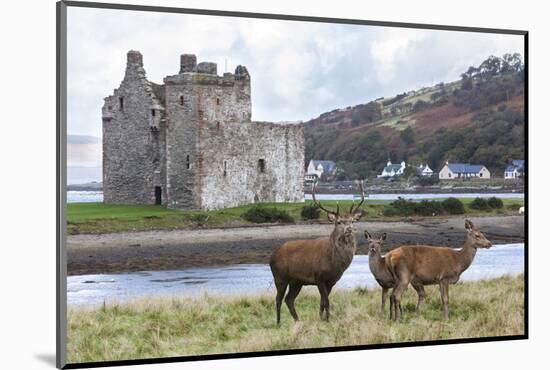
(269, 181, 365, 324)
(385, 219, 492, 321)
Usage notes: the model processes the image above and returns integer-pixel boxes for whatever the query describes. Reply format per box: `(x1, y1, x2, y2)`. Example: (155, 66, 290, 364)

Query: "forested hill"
(304, 53, 525, 179)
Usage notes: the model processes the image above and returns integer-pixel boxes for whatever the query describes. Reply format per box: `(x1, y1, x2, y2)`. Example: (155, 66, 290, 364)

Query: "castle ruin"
(102, 51, 304, 210)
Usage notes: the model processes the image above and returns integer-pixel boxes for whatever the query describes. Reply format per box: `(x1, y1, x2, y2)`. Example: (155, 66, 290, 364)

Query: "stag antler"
(312, 181, 338, 216)
(349, 180, 365, 215)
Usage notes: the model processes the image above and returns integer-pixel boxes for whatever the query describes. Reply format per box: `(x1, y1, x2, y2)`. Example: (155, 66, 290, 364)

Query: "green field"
(67, 274, 524, 363)
(66, 198, 524, 234)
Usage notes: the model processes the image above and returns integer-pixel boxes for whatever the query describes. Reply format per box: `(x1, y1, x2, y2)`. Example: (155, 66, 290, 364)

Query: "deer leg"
(398, 300, 403, 318)
(285, 282, 303, 322)
(381, 287, 388, 313)
(390, 291, 404, 319)
(412, 281, 426, 312)
(326, 284, 335, 321)
(275, 280, 288, 326)
(325, 286, 331, 322)
(439, 280, 449, 320)
(391, 281, 409, 321)
(317, 282, 330, 321)
(389, 292, 395, 320)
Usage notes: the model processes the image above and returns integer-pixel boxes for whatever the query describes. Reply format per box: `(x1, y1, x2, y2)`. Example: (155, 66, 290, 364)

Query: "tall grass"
(67, 274, 524, 363)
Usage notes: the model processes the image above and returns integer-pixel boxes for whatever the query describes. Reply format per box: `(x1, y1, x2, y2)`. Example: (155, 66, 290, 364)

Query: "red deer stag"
(365, 231, 425, 313)
(385, 219, 492, 321)
(269, 181, 365, 324)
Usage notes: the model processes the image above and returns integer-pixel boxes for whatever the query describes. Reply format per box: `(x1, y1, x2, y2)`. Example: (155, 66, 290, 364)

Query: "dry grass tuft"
(67, 274, 524, 363)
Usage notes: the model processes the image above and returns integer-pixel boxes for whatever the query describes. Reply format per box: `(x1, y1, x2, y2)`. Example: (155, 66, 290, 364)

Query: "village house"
(305, 160, 337, 182)
(438, 162, 491, 180)
(504, 159, 524, 179)
(416, 163, 434, 177)
(378, 160, 406, 178)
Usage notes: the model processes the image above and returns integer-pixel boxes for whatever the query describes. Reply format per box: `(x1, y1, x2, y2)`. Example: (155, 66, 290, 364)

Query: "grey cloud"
(66, 7, 523, 137)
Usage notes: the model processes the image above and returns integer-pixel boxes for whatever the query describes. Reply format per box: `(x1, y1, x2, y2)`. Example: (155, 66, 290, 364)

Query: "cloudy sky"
(67, 6, 524, 138)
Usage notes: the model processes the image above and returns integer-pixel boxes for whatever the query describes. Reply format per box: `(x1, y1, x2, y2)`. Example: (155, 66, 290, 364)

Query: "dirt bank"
(67, 215, 524, 275)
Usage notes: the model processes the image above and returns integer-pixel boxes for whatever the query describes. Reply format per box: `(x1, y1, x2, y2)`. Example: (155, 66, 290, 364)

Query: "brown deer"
(269, 181, 365, 324)
(385, 219, 492, 321)
(365, 231, 425, 313)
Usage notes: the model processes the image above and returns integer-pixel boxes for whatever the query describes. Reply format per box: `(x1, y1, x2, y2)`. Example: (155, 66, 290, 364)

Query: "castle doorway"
(155, 187, 162, 205)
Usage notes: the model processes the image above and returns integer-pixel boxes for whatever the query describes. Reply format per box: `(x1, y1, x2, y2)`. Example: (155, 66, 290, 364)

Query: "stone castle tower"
(102, 51, 304, 210)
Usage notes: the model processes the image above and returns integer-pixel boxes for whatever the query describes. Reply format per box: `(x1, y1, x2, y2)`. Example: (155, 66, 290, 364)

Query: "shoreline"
(67, 180, 524, 194)
(67, 215, 524, 276)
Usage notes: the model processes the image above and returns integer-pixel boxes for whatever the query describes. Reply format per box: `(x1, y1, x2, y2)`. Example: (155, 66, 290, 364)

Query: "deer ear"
(465, 219, 474, 231)
(381, 233, 387, 241)
(352, 212, 363, 221)
(328, 213, 337, 222)
(364, 230, 371, 239)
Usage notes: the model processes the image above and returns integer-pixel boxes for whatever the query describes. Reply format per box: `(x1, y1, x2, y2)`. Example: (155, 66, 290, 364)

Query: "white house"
(378, 160, 406, 178)
(306, 160, 337, 181)
(504, 159, 524, 179)
(417, 163, 434, 177)
(439, 162, 491, 180)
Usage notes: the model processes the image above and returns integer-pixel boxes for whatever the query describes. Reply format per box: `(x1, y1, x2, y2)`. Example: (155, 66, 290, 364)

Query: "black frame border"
(56, 1, 529, 369)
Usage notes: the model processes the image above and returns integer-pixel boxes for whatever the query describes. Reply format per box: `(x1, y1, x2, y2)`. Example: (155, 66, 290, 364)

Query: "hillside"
(304, 54, 525, 179)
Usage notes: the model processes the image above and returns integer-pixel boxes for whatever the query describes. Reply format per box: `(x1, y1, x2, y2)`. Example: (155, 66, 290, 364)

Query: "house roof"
(446, 163, 485, 174)
(310, 160, 336, 173)
(417, 165, 433, 173)
(384, 164, 403, 173)
(512, 159, 524, 169)
(505, 160, 524, 173)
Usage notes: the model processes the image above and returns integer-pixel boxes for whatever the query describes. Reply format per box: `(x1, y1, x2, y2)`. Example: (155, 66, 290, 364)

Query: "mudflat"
(67, 215, 524, 275)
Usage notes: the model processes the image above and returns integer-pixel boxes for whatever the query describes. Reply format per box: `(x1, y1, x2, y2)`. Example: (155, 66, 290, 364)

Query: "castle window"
(198, 110, 204, 120)
(258, 159, 265, 173)
(108, 105, 112, 111)
(216, 97, 221, 105)
(151, 109, 155, 117)
(186, 155, 190, 169)
(216, 121, 220, 130)
(223, 161, 227, 177)
(119, 97, 124, 111)
(179, 96, 184, 106)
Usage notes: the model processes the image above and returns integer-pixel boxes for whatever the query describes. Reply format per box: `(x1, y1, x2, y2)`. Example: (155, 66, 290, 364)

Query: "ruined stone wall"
(164, 74, 198, 209)
(164, 60, 252, 209)
(104, 51, 303, 210)
(199, 121, 305, 210)
(102, 51, 166, 205)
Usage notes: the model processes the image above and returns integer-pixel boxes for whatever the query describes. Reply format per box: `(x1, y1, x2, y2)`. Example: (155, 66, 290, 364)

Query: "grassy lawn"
(67, 274, 524, 363)
(66, 198, 524, 234)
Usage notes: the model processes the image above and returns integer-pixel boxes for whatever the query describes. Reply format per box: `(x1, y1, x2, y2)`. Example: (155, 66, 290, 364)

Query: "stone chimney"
(180, 54, 197, 73)
(127, 50, 143, 66)
(235, 65, 250, 80)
